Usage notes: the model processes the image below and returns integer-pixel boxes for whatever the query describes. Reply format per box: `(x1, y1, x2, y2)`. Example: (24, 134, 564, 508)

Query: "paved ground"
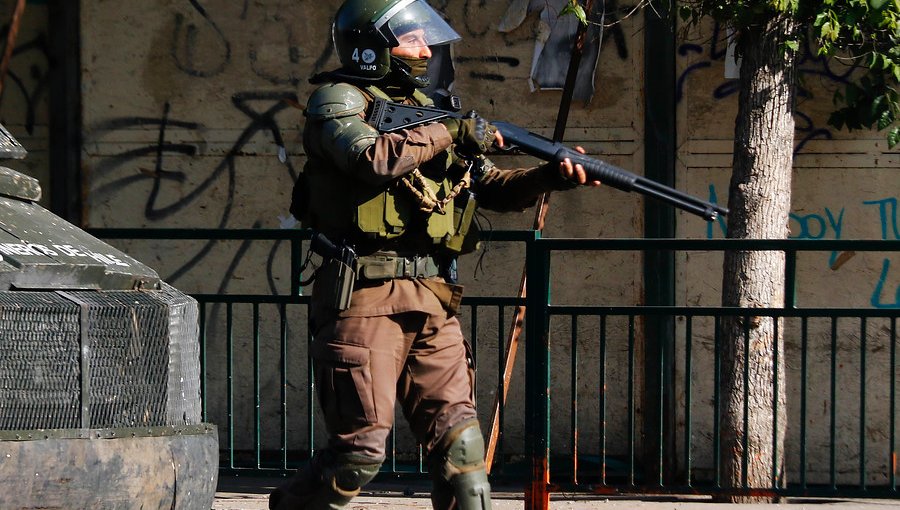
(213, 477, 900, 510)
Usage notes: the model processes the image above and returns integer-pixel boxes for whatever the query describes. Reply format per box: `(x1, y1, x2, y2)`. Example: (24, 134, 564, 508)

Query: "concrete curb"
(213, 477, 900, 510)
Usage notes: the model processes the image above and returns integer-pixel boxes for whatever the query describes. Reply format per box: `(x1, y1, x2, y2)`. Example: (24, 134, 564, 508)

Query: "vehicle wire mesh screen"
(0, 292, 81, 429)
(0, 283, 201, 430)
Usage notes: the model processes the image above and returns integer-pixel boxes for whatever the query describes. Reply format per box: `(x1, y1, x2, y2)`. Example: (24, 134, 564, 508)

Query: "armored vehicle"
(0, 125, 217, 510)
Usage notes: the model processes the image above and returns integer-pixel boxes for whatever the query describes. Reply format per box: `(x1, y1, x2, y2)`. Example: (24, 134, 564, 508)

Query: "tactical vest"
(297, 82, 479, 255)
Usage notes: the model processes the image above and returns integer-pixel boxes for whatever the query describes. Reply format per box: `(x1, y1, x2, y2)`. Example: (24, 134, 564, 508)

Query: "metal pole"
(524, 232, 551, 510)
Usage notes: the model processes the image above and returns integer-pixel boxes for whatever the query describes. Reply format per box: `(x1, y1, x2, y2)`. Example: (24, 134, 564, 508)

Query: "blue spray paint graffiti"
(706, 184, 726, 238)
(789, 208, 845, 267)
(864, 198, 900, 240)
(863, 198, 900, 308)
(706, 185, 898, 308)
(872, 260, 900, 308)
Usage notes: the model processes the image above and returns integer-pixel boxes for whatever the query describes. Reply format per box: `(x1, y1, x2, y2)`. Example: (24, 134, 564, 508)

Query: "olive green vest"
(300, 83, 479, 254)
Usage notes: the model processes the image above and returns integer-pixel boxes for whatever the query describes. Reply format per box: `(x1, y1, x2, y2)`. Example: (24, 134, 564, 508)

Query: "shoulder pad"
(305, 83, 368, 121)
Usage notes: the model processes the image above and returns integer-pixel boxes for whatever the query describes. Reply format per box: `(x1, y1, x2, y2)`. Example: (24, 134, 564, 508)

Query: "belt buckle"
(402, 257, 413, 278)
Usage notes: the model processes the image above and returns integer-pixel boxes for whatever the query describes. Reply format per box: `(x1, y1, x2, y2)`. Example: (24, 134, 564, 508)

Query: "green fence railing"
(524, 237, 900, 504)
(91, 229, 900, 502)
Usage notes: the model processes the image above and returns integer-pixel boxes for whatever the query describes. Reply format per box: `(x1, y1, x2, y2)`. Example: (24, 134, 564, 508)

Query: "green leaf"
(877, 107, 894, 129)
(870, 53, 883, 69)
(821, 20, 839, 41)
(559, 0, 588, 25)
(846, 83, 861, 104)
(888, 126, 900, 148)
(829, 110, 848, 130)
(868, 95, 886, 124)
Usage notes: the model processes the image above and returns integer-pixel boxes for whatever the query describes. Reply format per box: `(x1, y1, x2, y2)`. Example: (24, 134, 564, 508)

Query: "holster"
(316, 258, 356, 311)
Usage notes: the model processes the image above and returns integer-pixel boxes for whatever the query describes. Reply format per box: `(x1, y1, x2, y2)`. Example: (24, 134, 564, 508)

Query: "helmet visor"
(374, 0, 461, 48)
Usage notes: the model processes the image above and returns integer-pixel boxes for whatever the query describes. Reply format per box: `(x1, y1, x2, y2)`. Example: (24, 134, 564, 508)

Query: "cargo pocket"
(312, 342, 378, 426)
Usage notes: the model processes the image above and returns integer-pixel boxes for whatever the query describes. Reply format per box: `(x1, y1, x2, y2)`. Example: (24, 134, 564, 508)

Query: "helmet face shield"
(332, 0, 459, 80)
(373, 0, 461, 48)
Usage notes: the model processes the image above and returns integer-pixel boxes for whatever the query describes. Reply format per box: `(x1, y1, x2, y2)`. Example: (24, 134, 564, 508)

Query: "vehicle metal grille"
(0, 283, 200, 430)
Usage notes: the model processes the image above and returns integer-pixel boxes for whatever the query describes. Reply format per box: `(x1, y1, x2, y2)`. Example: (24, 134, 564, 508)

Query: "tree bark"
(718, 15, 798, 503)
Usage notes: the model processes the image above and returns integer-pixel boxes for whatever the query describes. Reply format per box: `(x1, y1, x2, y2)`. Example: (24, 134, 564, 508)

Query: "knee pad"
(322, 452, 382, 498)
(431, 420, 492, 510)
(269, 451, 382, 510)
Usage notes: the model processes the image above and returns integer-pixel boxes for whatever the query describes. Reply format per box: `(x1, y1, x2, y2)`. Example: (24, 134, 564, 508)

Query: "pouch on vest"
(425, 178, 455, 241)
(442, 190, 480, 254)
(357, 185, 411, 238)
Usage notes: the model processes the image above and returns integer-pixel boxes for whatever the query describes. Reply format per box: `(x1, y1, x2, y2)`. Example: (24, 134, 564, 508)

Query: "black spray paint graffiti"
(676, 21, 856, 154)
(600, 0, 631, 61)
(249, 16, 302, 86)
(456, 56, 520, 82)
(171, 0, 232, 78)
(98, 0, 637, 296)
(0, 28, 49, 135)
(90, 91, 299, 296)
(172, 2, 311, 86)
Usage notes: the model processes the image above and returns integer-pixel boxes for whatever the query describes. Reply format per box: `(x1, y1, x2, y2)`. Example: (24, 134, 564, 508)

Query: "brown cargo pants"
(311, 307, 478, 461)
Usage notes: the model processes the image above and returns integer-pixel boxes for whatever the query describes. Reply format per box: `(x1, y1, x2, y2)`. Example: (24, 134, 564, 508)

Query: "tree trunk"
(718, 15, 798, 503)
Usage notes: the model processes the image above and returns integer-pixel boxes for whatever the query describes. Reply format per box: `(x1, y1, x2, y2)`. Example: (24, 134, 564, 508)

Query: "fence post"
(525, 232, 550, 510)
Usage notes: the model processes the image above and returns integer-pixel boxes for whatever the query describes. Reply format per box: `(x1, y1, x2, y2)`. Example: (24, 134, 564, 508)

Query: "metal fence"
(92, 229, 900, 501)
(523, 238, 899, 503)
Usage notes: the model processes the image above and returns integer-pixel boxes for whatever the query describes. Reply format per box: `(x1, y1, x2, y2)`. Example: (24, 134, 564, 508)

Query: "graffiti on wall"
(90, 90, 299, 295)
(676, 20, 857, 154)
(88, 0, 550, 294)
(865, 198, 900, 308)
(82, 2, 895, 309)
(707, 186, 900, 308)
(0, 25, 49, 134)
(84, 1, 325, 295)
(170, 0, 315, 85)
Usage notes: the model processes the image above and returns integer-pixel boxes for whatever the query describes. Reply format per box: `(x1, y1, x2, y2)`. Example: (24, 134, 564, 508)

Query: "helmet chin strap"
(388, 55, 431, 89)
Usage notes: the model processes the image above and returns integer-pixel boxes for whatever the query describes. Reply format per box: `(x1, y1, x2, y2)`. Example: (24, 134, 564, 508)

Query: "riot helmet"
(333, 0, 461, 80)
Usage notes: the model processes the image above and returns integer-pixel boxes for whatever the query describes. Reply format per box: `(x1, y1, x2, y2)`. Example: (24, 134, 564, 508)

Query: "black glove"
(442, 116, 497, 155)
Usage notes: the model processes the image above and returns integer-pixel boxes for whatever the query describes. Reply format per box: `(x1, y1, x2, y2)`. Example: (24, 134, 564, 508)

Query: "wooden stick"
(485, 0, 598, 473)
(0, 0, 26, 98)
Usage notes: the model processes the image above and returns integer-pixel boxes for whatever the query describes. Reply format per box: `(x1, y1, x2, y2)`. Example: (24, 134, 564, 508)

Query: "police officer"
(271, 1, 597, 509)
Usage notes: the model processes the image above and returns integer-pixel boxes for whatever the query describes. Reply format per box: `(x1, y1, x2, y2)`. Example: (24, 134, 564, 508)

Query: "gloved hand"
(441, 115, 497, 155)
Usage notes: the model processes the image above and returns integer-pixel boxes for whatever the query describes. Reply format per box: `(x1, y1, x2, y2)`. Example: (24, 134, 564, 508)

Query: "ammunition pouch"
(441, 190, 480, 254)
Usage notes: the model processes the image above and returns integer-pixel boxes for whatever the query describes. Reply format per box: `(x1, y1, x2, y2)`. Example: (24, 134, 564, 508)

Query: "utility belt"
(309, 233, 442, 310)
(356, 252, 440, 280)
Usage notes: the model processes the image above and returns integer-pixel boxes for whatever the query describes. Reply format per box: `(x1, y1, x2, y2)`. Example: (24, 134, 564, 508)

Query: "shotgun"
(367, 97, 728, 221)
